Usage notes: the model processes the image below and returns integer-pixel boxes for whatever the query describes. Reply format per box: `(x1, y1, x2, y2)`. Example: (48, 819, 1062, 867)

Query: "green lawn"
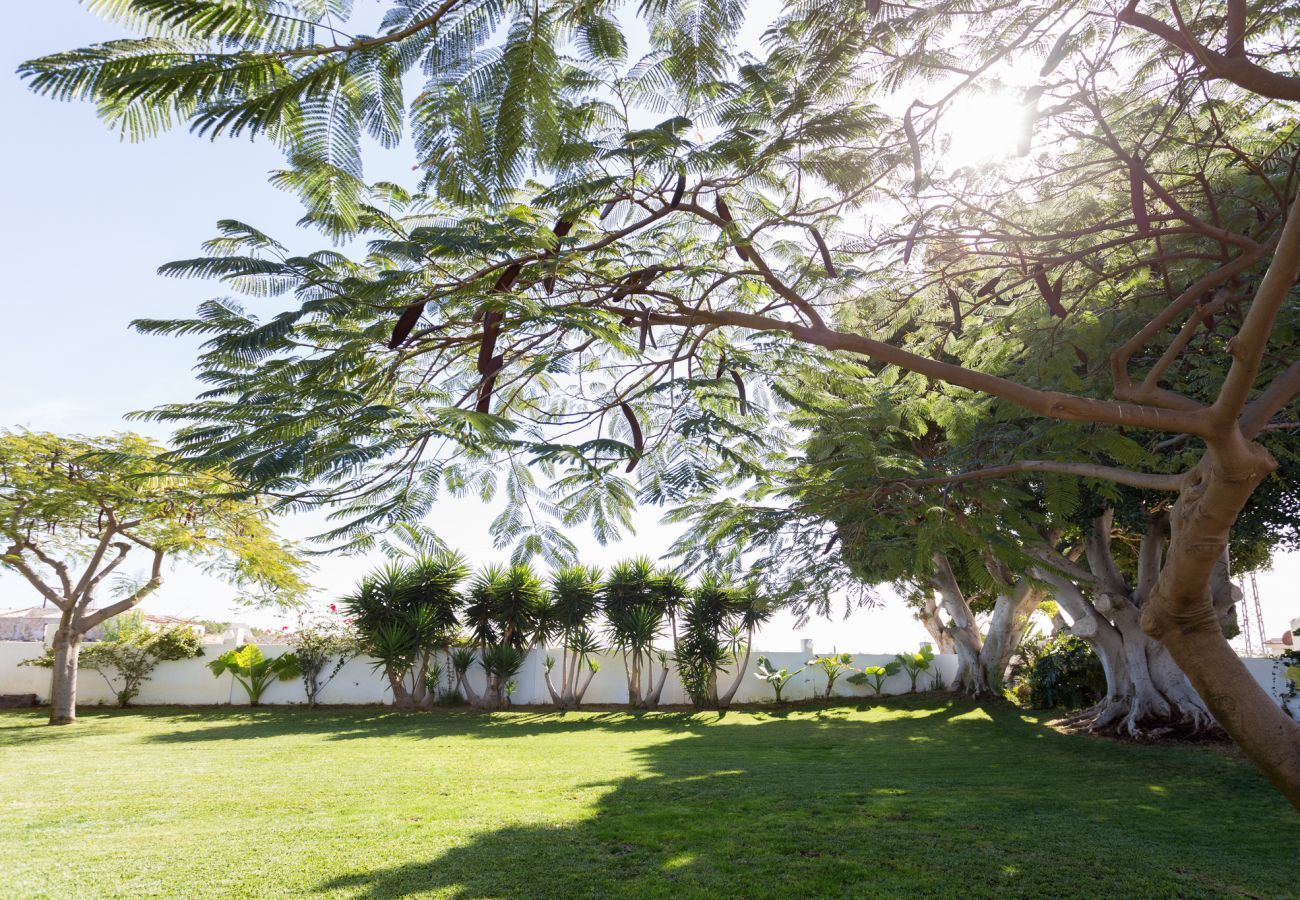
(1, 699, 1296, 898)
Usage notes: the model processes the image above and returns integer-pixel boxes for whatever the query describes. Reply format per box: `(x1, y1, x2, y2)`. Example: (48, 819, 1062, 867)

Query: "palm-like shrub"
(677, 576, 772, 709)
(208, 644, 300, 706)
(896, 645, 937, 693)
(809, 653, 855, 699)
(344, 551, 468, 709)
(604, 558, 680, 709)
(539, 565, 603, 709)
(753, 656, 802, 702)
(462, 563, 547, 707)
(847, 661, 902, 697)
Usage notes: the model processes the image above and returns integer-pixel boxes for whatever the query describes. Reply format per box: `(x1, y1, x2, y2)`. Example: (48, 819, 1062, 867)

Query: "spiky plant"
(539, 565, 603, 708)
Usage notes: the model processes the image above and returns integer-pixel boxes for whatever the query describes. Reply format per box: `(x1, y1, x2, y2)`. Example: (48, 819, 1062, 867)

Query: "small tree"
(603, 558, 684, 710)
(809, 653, 855, 699)
(847, 661, 902, 697)
(0, 431, 309, 725)
(754, 657, 802, 702)
(285, 607, 358, 706)
(208, 644, 300, 706)
(896, 646, 937, 693)
(23, 617, 204, 707)
(676, 576, 772, 710)
(462, 563, 547, 708)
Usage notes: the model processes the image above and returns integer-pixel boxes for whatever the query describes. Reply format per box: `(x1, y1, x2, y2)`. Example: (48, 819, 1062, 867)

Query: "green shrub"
(24, 621, 204, 707)
(847, 660, 902, 696)
(208, 644, 300, 706)
(808, 653, 854, 699)
(1013, 634, 1106, 710)
(895, 645, 936, 692)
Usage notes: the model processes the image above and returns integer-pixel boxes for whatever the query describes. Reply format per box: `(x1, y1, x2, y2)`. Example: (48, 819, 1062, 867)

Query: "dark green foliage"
(1012, 634, 1107, 711)
(343, 551, 469, 705)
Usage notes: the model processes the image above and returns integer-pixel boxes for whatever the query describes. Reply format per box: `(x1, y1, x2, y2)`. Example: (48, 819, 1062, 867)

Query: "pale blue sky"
(0, 3, 1294, 651)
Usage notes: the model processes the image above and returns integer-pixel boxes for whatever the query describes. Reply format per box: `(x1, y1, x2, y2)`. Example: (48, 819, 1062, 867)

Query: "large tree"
(0, 431, 310, 724)
(21, 1, 1300, 806)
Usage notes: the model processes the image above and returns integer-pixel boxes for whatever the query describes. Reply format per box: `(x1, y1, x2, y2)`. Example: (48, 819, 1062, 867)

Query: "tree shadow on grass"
(311, 701, 1293, 899)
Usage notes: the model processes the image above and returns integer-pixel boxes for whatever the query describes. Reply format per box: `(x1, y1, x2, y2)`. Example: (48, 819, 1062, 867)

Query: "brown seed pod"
(620, 401, 644, 472)
(976, 273, 1002, 297)
(670, 173, 686, 207)
(388, 300, 426, 349)
(600, 199, 617, 220)
(716, 196, 751, 262)
(475, 354, 503, 414)
(946, 288, 962, 334)
(902, 215, 924, 264)
(730, 369, 749, 415)
(903, 105, 923, 192)
(477, 310, 503, 374)
(1130, 166, 1150, 236)
(493, 263, 522, 293)
(810, 227, 837, 277)
(1033, 267, 1067, 318)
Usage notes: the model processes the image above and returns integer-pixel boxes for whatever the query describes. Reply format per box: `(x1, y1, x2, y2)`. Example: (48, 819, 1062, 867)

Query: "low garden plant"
(207, 644, 300, 706)
(847, 660, 902, 697)
(753, 656, 802, 701)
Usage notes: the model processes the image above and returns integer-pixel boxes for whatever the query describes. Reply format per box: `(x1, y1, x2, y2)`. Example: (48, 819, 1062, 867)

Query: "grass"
(0, 698, 1296, 898)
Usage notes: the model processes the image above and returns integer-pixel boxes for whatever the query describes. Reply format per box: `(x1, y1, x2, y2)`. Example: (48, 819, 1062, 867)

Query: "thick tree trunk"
(1144, 446, 1300, 811)
(930, 554, 992, 696)
(48, 622, 81, 726)
(644, 657, 670, 709)
(916, 593, 955, 654)
(1035, 528, 1217, 739)
(981, 581, 1044, 688)
(543, 662, 566, 709)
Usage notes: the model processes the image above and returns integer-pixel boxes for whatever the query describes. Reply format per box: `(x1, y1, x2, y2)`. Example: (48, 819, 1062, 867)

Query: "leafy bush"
(1012, 634, 1106, 710)
(24, 619, 204, 707)
(284, 607, 359, 705)
(208, 644, 300, 706)
(808, 653, 854, 699)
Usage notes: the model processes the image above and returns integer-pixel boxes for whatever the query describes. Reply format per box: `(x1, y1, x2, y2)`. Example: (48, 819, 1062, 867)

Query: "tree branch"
(2, 546, 70, 610)
(1240, 358, 1300, 438)
(891, 460, 1184, 493)
(77, 547, 165, 632)
(1213, 192, 1300, 424)
(1118, 3, 1300, 100)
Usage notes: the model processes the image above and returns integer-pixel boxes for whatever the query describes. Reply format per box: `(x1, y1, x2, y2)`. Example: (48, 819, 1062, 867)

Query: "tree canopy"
(21, 0, 1300, 806)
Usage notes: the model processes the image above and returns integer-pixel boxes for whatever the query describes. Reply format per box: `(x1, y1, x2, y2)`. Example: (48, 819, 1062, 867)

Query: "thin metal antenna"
(1241, 572, 1267, 656)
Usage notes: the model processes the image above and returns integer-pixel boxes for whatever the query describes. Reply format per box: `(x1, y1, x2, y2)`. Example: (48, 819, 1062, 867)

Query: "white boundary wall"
(1, 640, 1294, 717)
(0, 639, 958, 707)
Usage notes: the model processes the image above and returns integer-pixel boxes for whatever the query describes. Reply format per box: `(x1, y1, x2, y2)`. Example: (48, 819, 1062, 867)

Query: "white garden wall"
(1, 639, 1294, 719)
(0, 639, 958, 707)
